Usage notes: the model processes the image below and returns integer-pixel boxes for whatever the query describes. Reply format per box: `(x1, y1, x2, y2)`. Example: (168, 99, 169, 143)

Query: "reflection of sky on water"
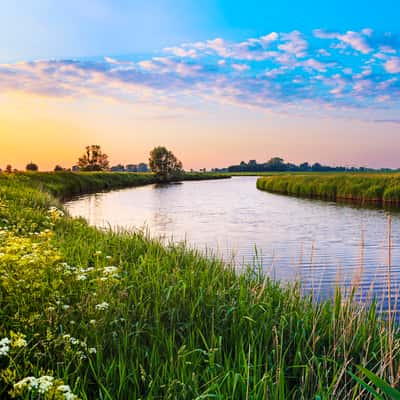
(65, 176, 400, 314)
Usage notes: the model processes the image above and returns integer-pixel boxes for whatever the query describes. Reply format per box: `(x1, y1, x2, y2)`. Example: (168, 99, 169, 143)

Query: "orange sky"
(1, 91, 400, 171)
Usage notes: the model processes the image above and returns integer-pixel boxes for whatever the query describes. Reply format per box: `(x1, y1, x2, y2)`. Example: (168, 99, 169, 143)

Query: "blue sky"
(1, 1, 400, 169)
(2, 0, 400, 62)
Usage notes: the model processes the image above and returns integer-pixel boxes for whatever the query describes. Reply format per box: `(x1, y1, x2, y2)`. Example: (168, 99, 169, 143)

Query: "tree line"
(1, 145, 184, 182)
(227, 157, 397, 173)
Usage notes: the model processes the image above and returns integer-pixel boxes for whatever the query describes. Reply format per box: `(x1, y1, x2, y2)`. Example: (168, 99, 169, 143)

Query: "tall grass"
(0, 173, 399, 399)
(257, 173, 400, 206)
(0, 171, 230, 200)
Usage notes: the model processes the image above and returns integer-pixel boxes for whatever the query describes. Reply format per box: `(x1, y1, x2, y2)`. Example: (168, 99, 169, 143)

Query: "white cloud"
(278, 31, 308, 57)
(314, 29, 372, 54)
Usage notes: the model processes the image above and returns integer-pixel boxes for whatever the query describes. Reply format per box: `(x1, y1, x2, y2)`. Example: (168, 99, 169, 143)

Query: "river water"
(65, 176, 400, 312)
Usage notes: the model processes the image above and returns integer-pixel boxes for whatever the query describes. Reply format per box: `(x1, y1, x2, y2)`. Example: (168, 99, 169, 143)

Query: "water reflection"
(65, 176, 400, 314)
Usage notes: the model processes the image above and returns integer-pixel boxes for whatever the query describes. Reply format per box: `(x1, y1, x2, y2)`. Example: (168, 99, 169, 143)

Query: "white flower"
(62, 304, 70, 310)
(69, 337, 80, 345)
(95, 302, 109, 311)
(103, 266, 118, 274)
(0, 337, 10, 356)
(89, 319, 96, 325)
(0, 337, 10, 346)
(57, 384, 79, 399)
(88, 347, 97, 354)
(14, 376, 38, 390)
(77, 274, 87, 281)
(37, 376, 54, 394)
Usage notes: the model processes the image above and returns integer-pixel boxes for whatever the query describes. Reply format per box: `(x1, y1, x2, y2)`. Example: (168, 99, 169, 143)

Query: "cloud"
(0, 29, 399, 120)
(231, 63, 250, 72)
(278, 31, 308, 57)
(314, 29, 373, 53)
(385, 57, 400, 73)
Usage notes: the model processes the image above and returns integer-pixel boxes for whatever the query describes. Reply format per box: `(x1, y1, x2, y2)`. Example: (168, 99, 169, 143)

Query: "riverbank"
(257, 173, 400, 207)
(0, 171, 231, 200)
(0, 173, 399, 398)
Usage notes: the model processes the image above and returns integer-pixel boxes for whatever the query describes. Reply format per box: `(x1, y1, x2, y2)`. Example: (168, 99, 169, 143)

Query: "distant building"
(110, 164, 125, 172)
(126, 164, 138, 172)
(137, 163, 148, 172)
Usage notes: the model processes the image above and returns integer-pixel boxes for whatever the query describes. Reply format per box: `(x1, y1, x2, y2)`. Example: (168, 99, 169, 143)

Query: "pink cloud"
(385, 57, 400, 73)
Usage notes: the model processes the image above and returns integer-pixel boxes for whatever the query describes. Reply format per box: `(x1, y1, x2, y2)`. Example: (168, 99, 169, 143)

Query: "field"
(0, 172, 399, 399)
(257, 173, 400, 207)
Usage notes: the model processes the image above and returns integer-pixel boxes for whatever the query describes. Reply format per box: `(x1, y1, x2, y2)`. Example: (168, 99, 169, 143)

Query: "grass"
(0, 172, 399, 399)
(257, 173, 400, 207)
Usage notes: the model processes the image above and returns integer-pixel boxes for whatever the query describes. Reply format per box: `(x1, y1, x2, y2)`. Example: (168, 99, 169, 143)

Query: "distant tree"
(265, 157, 286, 171)
(26, 162, 39, 171)
(54, 165, 64, 171)
(78, 145, 109, 171)
(5, 165, 12, 173)
(149, 146, 183, 182)
(299, 162, 310, 171)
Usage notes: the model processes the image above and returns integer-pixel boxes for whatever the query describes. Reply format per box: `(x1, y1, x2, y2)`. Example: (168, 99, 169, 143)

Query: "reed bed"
(257, 173, 400, 207)
(0, 172, 399, 399)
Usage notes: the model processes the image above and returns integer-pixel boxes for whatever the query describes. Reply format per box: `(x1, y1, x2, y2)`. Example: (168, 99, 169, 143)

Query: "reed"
(0, 173, 398, 399)
(257, 173, 400, 207)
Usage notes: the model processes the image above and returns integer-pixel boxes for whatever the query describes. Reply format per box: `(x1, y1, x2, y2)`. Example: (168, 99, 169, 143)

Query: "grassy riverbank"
(0, 173, 399, 399)
(257, 173, 400, 206)
(0, 171, 230, 200)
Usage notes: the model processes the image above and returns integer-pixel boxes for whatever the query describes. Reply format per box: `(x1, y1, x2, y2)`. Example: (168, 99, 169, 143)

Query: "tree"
(26, 162, 39, 171)
(78, 145, 109, 171)
(54, 165, 64, 171)
(149, 146, 183, 182)
(5, 165, 12, 173)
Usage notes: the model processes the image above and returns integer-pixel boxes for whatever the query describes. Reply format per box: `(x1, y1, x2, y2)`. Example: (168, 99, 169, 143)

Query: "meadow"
(0, 172, 399, 399)
(257, 173, 400, 207)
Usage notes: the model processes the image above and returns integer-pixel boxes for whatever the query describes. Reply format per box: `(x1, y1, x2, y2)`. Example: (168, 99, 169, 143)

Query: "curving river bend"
(65, 176, 400, 311)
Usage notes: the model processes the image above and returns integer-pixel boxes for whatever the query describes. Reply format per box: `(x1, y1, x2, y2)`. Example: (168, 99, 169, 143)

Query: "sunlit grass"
(257, 173, 400, 207)
(0, 172, 399, 399)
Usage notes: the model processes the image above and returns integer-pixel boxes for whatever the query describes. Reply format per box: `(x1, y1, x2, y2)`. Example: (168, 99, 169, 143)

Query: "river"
(65, 176, 400, 311)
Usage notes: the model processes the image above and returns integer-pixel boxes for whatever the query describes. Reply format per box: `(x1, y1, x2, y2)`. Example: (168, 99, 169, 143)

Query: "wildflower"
(14, 376, 38, 391)
(62, 304, 70, 310)
(0, 337, 10, 356)
(77, 274, 87, 281)
(105, 255, 112, 260)
(37, 376, 55, 394)
(94, 250, 102, 256)
(89, 319, 96, 325)
(11, 332, 27, 348)
(95, 302, 109, 311)
(88, 347, 97, 354)
(103, 266, 118, 274)
(79, 351, 87, 360)
(57, 384, 78, 400)
(69, 337, 80, 345)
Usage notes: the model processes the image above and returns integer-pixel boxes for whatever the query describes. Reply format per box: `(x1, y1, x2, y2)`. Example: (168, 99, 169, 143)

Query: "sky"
(1, 0, 400, 170)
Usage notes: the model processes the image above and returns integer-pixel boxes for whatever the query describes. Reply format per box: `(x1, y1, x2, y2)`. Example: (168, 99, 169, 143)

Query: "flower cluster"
(48, 206, 65, 220)
(62, 334, 97, 360)
(0, 337, 10, 357)
(95, 302, 109, 311)
(0, 332, 27, 358)
(12, 375, 78, 399)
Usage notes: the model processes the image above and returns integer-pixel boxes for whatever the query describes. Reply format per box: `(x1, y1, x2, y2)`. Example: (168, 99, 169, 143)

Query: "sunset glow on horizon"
(1, 0, 400, 170)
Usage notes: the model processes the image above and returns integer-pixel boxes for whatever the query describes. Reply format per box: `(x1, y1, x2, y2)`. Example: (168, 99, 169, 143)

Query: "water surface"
(65, 176, 400, 311)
